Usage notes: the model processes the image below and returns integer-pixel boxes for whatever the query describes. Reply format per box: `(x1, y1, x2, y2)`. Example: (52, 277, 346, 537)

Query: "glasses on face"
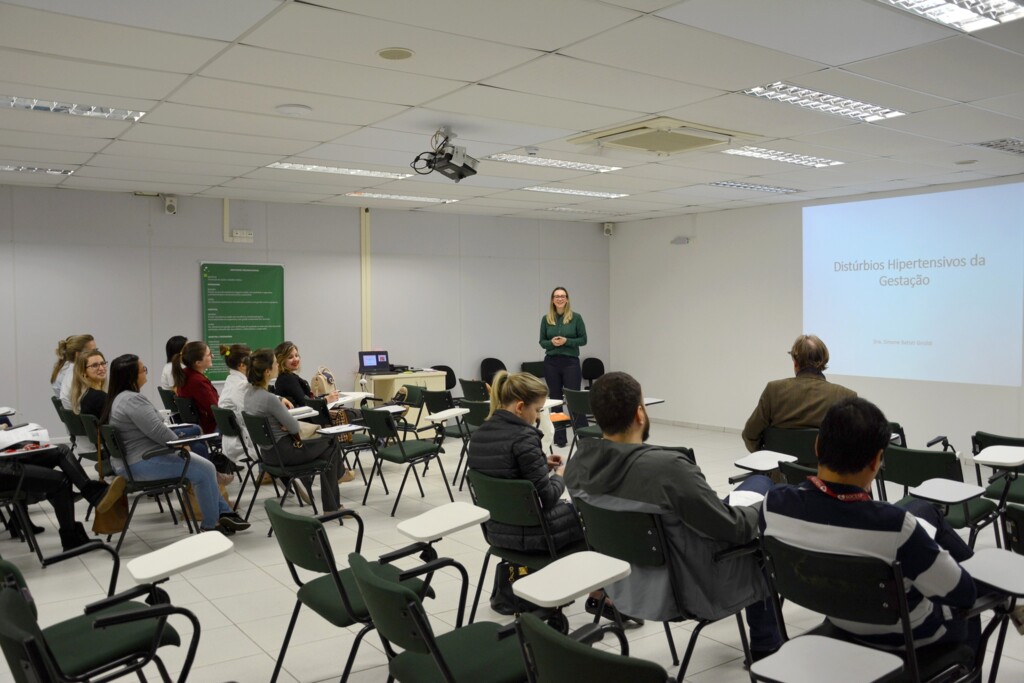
(141, 366, 148, 374)
(552, 295, 567, 300)
(86, 361, 108, 370)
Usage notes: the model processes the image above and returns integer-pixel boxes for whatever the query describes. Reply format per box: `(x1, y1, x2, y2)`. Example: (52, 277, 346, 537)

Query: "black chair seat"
(984, 476, 1024, 506)
(378, 439, 436, 464)
(44, 601, 182, 676)
(894, 495, 997, 529)
(298, 563, 435, 628)
(388, 620, 525, 683)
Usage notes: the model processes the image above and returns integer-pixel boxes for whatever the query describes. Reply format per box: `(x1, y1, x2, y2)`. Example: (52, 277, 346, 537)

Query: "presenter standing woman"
(539, 287, 587, 447)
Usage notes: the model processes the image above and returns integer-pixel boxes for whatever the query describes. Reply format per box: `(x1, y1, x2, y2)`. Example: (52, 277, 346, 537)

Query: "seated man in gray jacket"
(564, 371, 782, 660)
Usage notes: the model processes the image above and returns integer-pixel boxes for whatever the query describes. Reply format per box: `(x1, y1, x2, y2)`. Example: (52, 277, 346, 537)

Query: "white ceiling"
(0, 0, 1022, 222)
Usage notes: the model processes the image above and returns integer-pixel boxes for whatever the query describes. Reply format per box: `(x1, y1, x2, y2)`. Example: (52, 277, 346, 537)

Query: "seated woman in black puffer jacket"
(467, 370, 583, 553)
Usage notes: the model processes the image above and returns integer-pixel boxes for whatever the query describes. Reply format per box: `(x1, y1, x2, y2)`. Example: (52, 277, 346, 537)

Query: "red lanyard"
(808, 476, 872, 502)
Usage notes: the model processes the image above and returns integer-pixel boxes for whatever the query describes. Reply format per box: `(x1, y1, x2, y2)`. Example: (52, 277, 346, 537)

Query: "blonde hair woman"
(51, 334, 95, 407)
(70, 349, 108, 418)
(539, 287, 588, 446)
(466, 371, 582, 553)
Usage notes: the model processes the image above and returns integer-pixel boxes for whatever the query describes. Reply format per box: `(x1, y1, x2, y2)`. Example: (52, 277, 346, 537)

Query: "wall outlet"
(231, 228, 254, 244)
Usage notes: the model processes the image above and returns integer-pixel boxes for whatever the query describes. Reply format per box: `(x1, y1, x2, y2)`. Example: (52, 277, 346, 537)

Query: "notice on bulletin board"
(201, 262, 284, 381)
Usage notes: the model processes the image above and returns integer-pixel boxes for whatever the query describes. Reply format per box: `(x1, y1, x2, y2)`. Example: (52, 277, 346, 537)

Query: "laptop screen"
(358, 350, 390, 373)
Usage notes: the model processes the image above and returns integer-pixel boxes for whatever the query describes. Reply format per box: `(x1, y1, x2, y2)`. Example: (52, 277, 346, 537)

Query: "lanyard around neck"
(808, 476, 872, 502)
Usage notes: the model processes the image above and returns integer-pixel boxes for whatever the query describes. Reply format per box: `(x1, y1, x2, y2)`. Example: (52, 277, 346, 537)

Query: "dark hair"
(274, 341, 299, 375)
(171, 341, 208, 388)
(165, 335, 187, 363)
(590, 371, 643, 436)
(220, 343, 251, 371)
(247, 348, 275, 386)
(816, 397, 890, 475)
(100, 354, 142, 424)
(790, 334, 829, 372)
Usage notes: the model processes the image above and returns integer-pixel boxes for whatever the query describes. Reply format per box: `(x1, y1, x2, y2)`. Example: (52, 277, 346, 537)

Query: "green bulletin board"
(201, 263, 284, 381)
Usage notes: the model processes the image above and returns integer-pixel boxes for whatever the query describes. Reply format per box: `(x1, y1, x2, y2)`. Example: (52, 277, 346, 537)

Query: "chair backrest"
(467, 470, 544, 528)
(1005, 505, 1024, 555)
(423, 390, 456, 415)
(49, 395, 64, 421)
(240, 411, 277, 449)
(882, 444, 963, 489)
(347, 552, 434, 655)
(574, 497, 667, 569)
(581, 358, 605, 386)
(401, 384, 426, 409)
(562, 388, 592, 419)
(156, 386, 178, 412)
(0, 561, 55, 683)
(78, 413, 100, 447)
(461, 400, 490, 428)
(173, 396, 200, 425)
(98, 424, 129, 465)
(761, 427, 819, 467)
(459, 379, 489, 402)
(520, 361, 546, 379)
(210, 405, 243, 439)
(264, 500, 335, 574)
(516, 612, 667, 683)
(778, 460, 816, 486)
(430, 365, 457, 391)
(972, 430, 1024, 456)
(888, 421, 907, 448)
(480, 357, 506, 386)
(359, 408, 399, 440)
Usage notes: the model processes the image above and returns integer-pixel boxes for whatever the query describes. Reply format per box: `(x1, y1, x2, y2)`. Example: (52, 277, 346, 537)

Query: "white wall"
(0, 185, 610, 432)
(611, 178, 1024, 452)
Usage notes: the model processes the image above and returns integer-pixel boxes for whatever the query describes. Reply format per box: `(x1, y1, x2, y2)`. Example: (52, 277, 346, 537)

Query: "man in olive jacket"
(564, 372, 781, 658)
(742, 334, 856, 452)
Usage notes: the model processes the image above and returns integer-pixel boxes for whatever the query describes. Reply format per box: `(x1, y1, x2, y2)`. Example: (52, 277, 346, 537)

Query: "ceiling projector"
(411, 128, 479, 182)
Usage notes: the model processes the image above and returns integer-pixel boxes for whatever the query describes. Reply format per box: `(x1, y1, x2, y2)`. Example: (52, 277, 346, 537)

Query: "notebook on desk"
(358, 350, 391, 375)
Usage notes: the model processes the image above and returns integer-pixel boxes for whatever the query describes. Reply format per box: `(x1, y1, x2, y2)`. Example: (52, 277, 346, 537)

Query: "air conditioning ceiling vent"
(570, 117, 747, 155)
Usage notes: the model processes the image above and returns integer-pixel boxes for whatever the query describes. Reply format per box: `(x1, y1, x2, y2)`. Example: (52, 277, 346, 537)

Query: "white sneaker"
(292, 479, 312, 505)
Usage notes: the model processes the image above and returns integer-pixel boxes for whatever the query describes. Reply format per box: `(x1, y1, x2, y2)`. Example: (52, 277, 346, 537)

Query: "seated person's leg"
(726, 473, 774, 500)
(5, 465, 88, 549)
(184, 455, 233, 528)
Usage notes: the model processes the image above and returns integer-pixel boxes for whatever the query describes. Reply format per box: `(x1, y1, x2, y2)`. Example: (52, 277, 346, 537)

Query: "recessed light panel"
(486, 154, 622, 173)
(876, 0, 1024, 32)
(721, 146, 844, 168)
(0, 164, 74, 175)
(743, 82, 905, 122)
(523, 186, 629, 199)
(1, 95, 145, 122)
(345, 191, 457, 203)
(709, 181, 798, 194)
(269, 162, 412, 179)
(973, 137, 1024, 156)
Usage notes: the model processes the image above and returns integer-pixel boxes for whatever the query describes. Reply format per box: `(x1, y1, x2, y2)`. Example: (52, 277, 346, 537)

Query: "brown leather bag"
(91, 443, 128, 534)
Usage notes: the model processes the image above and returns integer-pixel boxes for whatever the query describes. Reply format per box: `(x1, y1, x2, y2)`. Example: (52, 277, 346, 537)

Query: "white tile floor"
(2, 423, 1022, 682)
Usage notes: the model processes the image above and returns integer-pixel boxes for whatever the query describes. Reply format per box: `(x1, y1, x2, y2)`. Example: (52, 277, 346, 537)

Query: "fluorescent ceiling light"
(973, 137, 1024, 156)
(743, 82, 905, 122)
(0, 164, 74, 175)
(875, 0, 1024, 32)
(523, 186, 629, 199)
(268, 162, 412, 179)
(345, 191, 457, 203)
(709, 181, 798, 194)
(721, 146, 844, 168)
(486, 154, 622, 173)
(544, 207, 622, 215)
(1, 95, 145, 122)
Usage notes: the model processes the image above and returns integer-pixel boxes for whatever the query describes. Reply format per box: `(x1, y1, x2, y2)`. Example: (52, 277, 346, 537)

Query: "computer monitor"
(358, 350, 391, 374)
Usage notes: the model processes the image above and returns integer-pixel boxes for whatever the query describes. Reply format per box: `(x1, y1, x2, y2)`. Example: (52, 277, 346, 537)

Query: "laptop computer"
(358, 350, 391, 374)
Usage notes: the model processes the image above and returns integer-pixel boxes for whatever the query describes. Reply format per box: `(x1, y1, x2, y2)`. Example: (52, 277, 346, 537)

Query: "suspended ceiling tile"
(454, 197, 560, 210)
(655, 0, 953, 66)
(424, 85, 646, 133)
(0, 147, 92, 165)
(0, 130, 110, 154)
(244, 3, 542, 82)
(572, 197, 690, 212)
(0, 5, 227, 72)
(766, 157, 950, 187)
(330, 127, 441, 155)
(201, 45, 466, 104)
(791, 123, 951, 157)
(615, 163, 747, 185)
(891, 145, 1024, 174)
(199, 187, 334, 203)
(242, 167, 388, 189)
(367, 180, 497, 199)
(1, 0, 284, 41)
(169, 78, 409, 127)
(74, 165, 230, 186)
(659, 147, 842, 176)
(220, 176, 369, 194)
(972, 20, 1024, 56)
(485, 55, 724, 114)
(0, 108, 130, 138)
(877, 104, 1024, 144)
(788, 68, 955, 114)
(142, 103, 357, 142)
(298, 143, 417, 169)
(847, 36, 1024, 103)
(918, 170, 1005, 185)
(544, 173, 682, 193)
(61, 176, 212, 194)
(0, 50, 187, 101)
(414, 202, 515, 216)
(601, 0, 679, 11)
(473, 161, 593, 183)
(370, 108, 575, 148)
(121, 124, 315, 156)
(309, 0, 639, 52)
(661, 93, 854, 140)
(0, 170, 68, 186)
(488, 189, 576, 204)
(100, 140, 283, 167)
(562, 16, 824, 91)
(971, 92, 1024, 119)
(88, 154, 255, 178)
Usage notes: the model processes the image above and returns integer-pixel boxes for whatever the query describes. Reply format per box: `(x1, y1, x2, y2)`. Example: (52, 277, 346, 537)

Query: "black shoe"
(585, 597, 645, 626)
(6, 515, 45, 539)
(217, 513, 251, 533)
(59, 523, 91, 551)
